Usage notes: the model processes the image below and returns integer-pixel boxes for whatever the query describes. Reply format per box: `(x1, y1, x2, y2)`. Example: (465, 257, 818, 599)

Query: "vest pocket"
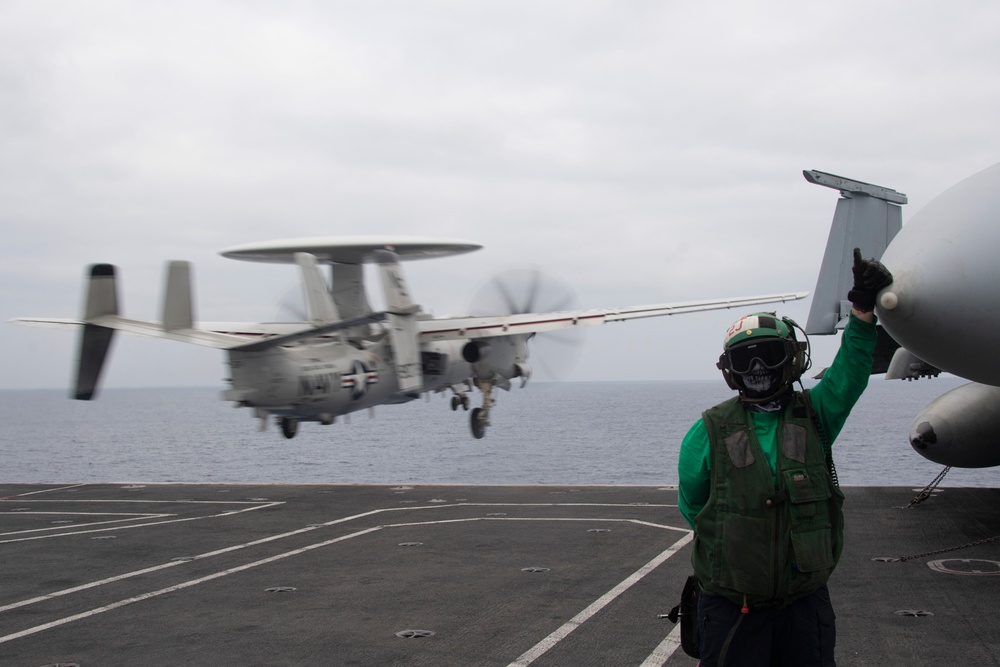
(719, 515, 772, 596)
(783, 469, 829, 504)
(790, 527, 835, 573)
(783, 470, 831, 522)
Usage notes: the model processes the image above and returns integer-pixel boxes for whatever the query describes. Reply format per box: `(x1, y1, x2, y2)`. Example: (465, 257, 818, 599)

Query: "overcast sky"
(4, 0, 1000, 391)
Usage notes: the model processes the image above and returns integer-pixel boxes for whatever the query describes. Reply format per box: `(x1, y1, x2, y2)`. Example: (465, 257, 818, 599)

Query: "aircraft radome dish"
(220, 235, 482, 264)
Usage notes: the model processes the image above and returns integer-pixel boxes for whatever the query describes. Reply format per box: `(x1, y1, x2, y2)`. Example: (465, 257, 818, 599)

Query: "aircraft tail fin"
(373, 249, 423, 394)
(74, 264, 119, 400)
(294, 252, 341, 326)
(162, 261, 194, 332)
(803, 170, 906, 334)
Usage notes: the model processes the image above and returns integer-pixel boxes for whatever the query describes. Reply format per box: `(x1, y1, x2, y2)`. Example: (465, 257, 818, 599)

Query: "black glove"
(847, 247, 893, 312)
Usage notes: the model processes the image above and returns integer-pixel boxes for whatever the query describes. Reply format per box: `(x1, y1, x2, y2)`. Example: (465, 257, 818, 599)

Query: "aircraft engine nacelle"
(462, 340, 492, 363)
(909, 382, 1000, 468)
(465, 335, 530, 385)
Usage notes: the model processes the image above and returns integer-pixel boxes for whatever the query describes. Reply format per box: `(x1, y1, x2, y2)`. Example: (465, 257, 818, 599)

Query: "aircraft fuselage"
(225, 338, 472, 422)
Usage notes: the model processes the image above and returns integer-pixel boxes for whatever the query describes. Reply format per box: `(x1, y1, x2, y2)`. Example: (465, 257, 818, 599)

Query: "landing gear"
(468, 378, 496, 439)
(470, 407, 487, 439)
(448, 379, 497, 438)
(279, 417, 299, 440)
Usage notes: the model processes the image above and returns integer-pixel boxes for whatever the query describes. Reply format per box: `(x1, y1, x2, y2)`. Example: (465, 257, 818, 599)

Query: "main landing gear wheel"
(279, 417, 299, 439)
(470, 407, 487, 439)
(451, 395, 470, 411)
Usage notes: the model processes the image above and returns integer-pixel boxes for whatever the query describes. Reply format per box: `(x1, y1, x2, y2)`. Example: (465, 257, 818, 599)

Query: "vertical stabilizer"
(162, 261, 194, 332)
(373, 249, 423, 394)
(804, 170, 906, 334)
(329, 262, 372, 340)
(74, 264, 119, 400)
(329, 263, 371, 319)
(294, 252, 341, 326)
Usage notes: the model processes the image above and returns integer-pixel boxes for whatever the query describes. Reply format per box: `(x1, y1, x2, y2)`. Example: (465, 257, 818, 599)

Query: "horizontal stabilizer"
(9, 317, 83, 329)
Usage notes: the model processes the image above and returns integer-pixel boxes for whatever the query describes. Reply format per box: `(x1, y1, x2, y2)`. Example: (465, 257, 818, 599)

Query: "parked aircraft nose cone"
(876, 162, 1000, 386)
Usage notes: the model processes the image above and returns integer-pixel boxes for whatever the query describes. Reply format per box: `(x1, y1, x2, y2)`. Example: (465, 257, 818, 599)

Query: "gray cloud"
(4, 0, 1000, 388)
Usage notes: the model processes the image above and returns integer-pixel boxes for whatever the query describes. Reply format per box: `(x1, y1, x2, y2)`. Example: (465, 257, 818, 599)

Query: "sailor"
(677, 249, 892, 666)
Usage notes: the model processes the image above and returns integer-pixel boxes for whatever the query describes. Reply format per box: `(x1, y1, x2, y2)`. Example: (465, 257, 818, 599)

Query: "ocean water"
(0, 378, 993, 488)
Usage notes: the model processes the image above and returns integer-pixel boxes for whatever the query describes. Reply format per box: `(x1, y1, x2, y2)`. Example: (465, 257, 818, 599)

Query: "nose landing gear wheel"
(470, 407, 487, 439)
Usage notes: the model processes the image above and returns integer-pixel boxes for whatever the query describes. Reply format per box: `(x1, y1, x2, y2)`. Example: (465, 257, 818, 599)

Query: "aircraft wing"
(14, 291, 808, 348)
(418, 291, 808, 341)
(10, 316, 308, 349)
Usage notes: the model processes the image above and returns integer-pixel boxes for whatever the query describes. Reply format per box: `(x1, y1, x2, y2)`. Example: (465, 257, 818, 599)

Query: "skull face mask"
(733, 360, 791, 412)
(737, 359, 783, 395)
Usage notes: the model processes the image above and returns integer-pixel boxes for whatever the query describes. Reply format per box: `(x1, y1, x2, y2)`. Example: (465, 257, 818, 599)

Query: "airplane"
(11, 235, 806, 440)
(804, 162, 1000, 469)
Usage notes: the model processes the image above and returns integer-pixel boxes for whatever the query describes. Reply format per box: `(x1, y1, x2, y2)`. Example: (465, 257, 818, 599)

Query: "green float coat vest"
(691, 391, 844, 607)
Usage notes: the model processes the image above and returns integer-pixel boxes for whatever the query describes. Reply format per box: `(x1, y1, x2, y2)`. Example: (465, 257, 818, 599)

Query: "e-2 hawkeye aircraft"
(805, 162, 1000, 469)
(12, 236, 806, 439)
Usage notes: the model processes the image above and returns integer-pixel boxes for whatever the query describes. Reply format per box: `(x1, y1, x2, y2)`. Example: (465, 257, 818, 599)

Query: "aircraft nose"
(876, 163, 1000, 385)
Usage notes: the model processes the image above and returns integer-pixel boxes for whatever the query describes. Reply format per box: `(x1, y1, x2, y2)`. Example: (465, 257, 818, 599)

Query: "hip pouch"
(667, 574, 701, 659)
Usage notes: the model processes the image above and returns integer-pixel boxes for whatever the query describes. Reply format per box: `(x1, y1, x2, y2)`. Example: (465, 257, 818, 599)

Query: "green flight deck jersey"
(677, 314, 878, 606)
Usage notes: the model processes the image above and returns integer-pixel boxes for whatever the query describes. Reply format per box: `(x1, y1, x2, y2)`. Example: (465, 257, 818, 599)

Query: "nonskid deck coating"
(0, 483, 997, 666)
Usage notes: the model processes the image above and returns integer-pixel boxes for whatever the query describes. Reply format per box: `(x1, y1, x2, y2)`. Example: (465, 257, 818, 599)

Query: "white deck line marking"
(1, 499, 269, 504)
(0, 511, 171, 520)
(0, 505, 438, 614)
(628, 519, 690, 532)
(8, 484, 88, 497)
(639, 624, 685, 667)
(0, 502, 283, 544)
(507, 531, 695, 667)
(0, 526, 384, 645)
(379, 516, 692, 536)
(0, 514, 175, 537)
(0, 502, 691, 631)
(458, 502, 677, 509)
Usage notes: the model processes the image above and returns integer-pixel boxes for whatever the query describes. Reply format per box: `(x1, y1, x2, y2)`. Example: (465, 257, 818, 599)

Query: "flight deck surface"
(1, 484, 997, 666)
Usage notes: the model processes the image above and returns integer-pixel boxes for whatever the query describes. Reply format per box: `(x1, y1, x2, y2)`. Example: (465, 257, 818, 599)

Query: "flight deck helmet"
(716, 312, 811, 402)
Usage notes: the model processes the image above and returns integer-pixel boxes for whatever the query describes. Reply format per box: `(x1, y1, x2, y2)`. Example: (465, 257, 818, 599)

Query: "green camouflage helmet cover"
(722, 312, 793, 350)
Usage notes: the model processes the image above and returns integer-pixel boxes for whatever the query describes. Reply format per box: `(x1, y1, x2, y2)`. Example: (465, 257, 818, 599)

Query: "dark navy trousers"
(697, 585, 836, 667)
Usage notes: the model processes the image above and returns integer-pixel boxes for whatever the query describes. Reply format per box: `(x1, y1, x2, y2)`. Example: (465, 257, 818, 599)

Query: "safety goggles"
(724, 338, 795, 374)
